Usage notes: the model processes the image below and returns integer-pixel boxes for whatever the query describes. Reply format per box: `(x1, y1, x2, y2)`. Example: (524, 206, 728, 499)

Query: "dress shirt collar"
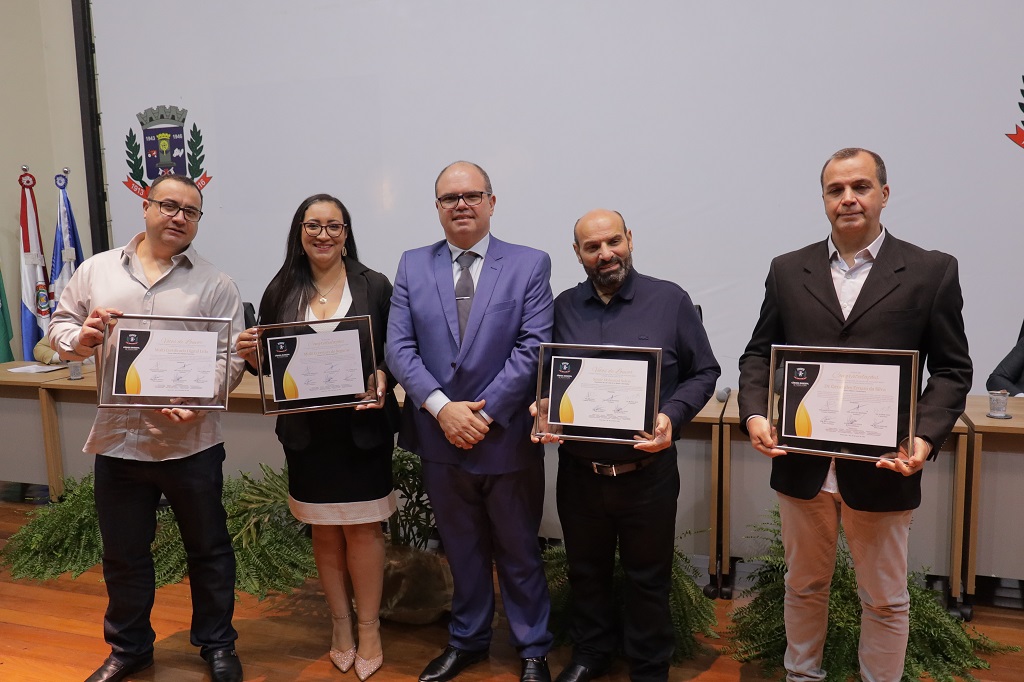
(828, 226, 886, 266)
(447, 233, 490, 262)
(120, 232, 198, 268)
(585, 267, 638, 304)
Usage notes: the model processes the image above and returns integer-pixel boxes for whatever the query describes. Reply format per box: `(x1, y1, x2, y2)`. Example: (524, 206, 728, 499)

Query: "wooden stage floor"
(2, 497, 1022, 681)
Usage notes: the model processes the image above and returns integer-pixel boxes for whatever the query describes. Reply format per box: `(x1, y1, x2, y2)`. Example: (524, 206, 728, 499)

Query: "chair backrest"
(243, 302, 256, 328)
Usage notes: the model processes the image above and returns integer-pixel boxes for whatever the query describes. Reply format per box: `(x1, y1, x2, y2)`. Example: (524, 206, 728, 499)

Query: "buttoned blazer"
(260, 258, 400, 452)
(386, 236, 553, 474)
(738, 232, 972, 511)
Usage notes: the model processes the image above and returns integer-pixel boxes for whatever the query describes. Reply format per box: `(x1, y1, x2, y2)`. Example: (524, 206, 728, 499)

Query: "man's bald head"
(572, 209, 634, 297)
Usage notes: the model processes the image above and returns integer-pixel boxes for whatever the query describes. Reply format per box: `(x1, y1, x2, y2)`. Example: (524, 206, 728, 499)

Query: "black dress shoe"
(419, 645, 488, 682)
(207, 649, 243, 682)
(554, 661, 609, 682)
(521, 656, 551, 682)
(84, 654, 154, 682)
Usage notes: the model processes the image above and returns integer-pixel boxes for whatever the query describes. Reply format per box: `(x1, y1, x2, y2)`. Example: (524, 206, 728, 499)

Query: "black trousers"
(556, 447, 680, 682)
(93, 444, 237, 661)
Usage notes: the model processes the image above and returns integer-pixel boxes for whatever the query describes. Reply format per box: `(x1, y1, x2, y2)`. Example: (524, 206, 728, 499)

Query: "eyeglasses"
(302, 221, 347, 237)
(436, 191, 491, 209)
(148, 199, 203, 223)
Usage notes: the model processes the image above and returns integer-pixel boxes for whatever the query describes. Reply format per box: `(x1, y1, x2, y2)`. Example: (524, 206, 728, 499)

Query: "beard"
(585, 251, 633, 293)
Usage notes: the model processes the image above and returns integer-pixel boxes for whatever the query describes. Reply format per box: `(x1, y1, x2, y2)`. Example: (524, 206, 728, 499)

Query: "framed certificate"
(768, 345, 920, 462)
(254, 315, 379, 415)
(533, 343, 662, 444)
(98, 313, 233, 410)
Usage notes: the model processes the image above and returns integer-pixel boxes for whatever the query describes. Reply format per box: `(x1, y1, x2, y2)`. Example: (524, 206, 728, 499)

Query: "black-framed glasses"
(436, 191, 491, 209)
(148, 199, 203, 223)
(302, 221, 347, 237)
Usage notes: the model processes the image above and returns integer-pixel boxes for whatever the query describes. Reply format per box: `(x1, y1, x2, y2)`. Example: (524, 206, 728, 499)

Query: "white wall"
(0, 0, 93, 359)
(87, 1, 1024, 395)
(7, 2, 1024, 390)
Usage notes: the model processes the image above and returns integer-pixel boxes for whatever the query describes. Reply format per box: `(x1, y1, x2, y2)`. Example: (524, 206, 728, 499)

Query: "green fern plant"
(543, 539, 718, 662)
(0, 474, 102, 579)
(389, 447, 436, 549)
(728, 507, 1017, 682)
(226, 471, 316, 599)
(1, 468, 317, 599)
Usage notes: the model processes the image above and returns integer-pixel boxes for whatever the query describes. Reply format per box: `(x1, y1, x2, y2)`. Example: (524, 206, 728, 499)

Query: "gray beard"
(586, 253, 632, 293)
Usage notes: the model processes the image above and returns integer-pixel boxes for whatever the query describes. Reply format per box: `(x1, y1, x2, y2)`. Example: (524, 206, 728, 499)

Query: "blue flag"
(50, 173, 84, 308)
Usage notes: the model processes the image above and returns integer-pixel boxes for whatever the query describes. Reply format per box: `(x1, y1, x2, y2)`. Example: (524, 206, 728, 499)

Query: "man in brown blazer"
(738, 148, 972, 682)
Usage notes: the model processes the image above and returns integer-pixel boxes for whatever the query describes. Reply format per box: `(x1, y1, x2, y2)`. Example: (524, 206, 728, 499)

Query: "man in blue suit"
(387, 161, 554, 682)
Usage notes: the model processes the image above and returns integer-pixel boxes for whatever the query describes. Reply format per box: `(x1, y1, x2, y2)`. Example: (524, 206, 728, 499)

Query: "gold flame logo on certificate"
(768, 345, 919, 462)
(112, 328, 218, 398)
(534, 343, 662, 445)
(252, 315, 380, 415)
(268, 331, 364, 402)
(781, 361, 900, 448)
(547, 355, 650, 431)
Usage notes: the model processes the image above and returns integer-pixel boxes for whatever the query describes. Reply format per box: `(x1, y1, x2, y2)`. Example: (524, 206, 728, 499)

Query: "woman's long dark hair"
(259, 194, 359, 324)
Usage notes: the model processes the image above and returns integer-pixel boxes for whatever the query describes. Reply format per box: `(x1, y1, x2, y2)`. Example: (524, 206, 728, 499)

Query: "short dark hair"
(820, 147, 886, 188)
(148, 174, 203, 204)
(572, 210, 627, 245)
(434, 161, 493, 196)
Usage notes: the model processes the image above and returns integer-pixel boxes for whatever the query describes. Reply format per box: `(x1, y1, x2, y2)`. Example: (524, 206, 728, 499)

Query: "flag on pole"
(19, 170, 51, 360)
(49, 172, 84, 308)
(0, 262, 14, 362)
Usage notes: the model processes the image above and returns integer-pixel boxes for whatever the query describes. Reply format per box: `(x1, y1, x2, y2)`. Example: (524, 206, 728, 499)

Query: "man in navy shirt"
(535, 209, 719, 682)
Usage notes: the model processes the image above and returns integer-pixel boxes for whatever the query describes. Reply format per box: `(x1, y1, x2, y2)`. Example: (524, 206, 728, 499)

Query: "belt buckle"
(592, 461, 617, 477)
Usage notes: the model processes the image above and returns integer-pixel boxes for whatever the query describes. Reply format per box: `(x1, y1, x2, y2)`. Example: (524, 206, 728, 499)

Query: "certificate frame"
(98, 313, 232, 410)
(768, 344, 919, 462)
(254, 315, 379, 415)
(533, 342, 662, 445)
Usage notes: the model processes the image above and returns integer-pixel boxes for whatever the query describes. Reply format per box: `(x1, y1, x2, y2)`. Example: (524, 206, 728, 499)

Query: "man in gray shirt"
(50, 174, 245, 682)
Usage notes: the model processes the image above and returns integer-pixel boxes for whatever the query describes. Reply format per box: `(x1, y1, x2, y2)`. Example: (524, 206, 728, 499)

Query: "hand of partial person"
(76, 307, 123, 357)
(747, 416, 787, 457)
(235, 326, 261, 368)
(355, 370, 387, 410)
(529, 399, 563, 444)
(877, 436, 931, 476)
(634, 413, 673, 452)
(157, 398, 205, 424)
(438, 399, 488, 449)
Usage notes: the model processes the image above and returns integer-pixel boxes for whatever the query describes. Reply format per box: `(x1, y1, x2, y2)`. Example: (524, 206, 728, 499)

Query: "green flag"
(0, 265, 14, 362)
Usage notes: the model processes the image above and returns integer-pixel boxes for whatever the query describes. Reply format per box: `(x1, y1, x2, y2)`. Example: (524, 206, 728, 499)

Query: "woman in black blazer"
(236, 194, 398, 680)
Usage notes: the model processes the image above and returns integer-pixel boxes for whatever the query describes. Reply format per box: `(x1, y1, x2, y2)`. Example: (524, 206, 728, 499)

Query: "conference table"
(719, 391, 970, 607)
(959, 394, 1024, 618)
(0, 361, 275, 501)
(0, 360, 980, 609)
(0, 361, 86, 500)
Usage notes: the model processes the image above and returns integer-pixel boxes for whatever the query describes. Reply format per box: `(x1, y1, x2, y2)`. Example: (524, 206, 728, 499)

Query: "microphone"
(715, 386, 732, 402)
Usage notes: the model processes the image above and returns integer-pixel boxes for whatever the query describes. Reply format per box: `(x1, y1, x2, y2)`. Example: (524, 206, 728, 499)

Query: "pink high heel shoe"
(329, 612, 356, 673)
(354, 617, 383, 681)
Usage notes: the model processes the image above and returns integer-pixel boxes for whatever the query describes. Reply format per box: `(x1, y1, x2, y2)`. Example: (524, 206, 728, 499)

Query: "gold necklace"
(312, 270, 344, 305)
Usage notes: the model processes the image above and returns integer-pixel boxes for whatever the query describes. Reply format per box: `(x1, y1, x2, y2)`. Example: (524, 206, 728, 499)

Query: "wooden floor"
(2, 497, 1023, 682)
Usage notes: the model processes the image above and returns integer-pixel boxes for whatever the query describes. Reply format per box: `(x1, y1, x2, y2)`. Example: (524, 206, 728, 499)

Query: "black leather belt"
(576, 453, 658, 477)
